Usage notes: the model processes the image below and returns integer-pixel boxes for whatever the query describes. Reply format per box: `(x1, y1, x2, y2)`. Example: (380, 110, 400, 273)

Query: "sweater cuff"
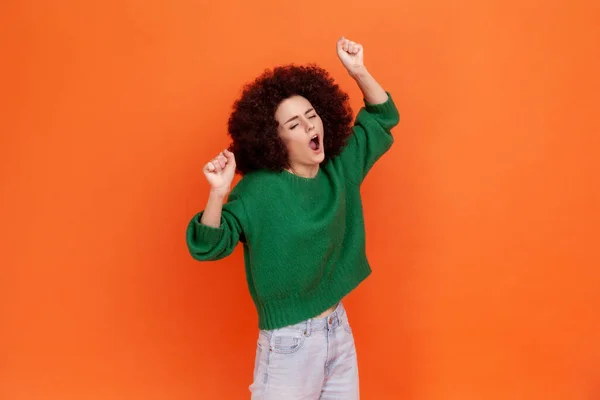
(193, 213, 224, 245)
(364, 91, 396, 114)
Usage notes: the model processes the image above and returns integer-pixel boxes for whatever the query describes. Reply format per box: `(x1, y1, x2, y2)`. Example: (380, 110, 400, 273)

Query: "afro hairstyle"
(227, 64, 354, 175)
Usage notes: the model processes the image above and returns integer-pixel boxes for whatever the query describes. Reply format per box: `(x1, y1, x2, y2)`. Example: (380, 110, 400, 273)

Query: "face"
(275, 95, 325, 175)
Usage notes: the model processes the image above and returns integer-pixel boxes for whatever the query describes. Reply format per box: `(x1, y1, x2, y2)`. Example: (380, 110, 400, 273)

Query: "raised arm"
(336, 36, 388, 105)
(186, 149, 247, 261)
(336, 37, 400, 184)
(199, 149, 236, 227)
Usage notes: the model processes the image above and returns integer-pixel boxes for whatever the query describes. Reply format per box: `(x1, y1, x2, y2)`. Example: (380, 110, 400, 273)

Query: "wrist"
(348, 65, 369, 80)
(209, 187, 229, 201)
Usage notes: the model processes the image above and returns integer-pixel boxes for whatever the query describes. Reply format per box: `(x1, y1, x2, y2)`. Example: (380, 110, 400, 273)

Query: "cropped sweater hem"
(256, 260, 372, 330)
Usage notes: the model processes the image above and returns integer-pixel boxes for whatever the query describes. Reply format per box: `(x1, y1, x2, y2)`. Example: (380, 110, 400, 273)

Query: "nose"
(304, 117, 314, 132)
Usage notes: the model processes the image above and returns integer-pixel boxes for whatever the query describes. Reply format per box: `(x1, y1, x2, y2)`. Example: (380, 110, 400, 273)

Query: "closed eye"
(287, 109, 317, 129)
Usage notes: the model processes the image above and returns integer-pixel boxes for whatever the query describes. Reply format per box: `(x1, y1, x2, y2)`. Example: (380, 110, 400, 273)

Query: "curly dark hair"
(227, 64, 354, 175)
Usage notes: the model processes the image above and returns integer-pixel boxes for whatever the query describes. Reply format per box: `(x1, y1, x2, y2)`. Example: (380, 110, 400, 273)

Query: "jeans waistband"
(307, 302, 346, 333)
(262, 302, 347, 336)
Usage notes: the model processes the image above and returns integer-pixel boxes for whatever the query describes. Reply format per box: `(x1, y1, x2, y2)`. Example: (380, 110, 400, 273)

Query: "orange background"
(2, 0, 599, 399)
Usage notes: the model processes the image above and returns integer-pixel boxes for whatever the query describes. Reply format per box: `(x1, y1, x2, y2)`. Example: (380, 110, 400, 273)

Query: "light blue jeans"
(249, 302, 359, 399)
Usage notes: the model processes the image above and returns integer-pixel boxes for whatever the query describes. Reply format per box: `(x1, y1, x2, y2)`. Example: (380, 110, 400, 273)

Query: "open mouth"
(309, 134, 321, 151)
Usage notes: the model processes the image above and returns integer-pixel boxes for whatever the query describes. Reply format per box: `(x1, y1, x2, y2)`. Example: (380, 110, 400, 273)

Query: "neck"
(287, 164, 319, 178)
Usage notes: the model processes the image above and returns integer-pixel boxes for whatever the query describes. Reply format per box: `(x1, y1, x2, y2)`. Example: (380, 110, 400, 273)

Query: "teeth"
(311, 134, 318, 140)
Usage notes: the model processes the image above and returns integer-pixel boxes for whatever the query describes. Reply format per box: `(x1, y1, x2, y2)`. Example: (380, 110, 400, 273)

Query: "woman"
(186, 36, 399, 399)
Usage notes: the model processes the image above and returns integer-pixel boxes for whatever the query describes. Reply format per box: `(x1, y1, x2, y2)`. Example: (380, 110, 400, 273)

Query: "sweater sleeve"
(185, 188, 249, 261)
(339, 92, 400, 184)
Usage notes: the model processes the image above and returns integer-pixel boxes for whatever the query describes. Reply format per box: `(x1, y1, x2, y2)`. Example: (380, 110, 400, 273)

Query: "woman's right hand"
(203, 149, 236, 198)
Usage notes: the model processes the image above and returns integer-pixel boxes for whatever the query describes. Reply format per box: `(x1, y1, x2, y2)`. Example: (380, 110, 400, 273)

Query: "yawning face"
(275, 95, 325, 177)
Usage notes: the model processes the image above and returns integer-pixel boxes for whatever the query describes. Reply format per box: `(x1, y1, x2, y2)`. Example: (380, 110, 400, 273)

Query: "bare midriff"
(314, 303, 338, 319)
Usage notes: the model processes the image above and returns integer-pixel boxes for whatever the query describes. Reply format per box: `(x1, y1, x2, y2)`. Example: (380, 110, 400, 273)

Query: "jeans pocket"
(270, 329, 306, 354)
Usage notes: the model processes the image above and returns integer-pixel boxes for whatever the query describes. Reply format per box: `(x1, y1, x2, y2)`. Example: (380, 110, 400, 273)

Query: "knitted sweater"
(186, 93, 399, 330)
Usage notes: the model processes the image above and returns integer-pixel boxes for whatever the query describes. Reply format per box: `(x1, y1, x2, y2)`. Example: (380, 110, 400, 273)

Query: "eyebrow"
(284, 108, 315, 124)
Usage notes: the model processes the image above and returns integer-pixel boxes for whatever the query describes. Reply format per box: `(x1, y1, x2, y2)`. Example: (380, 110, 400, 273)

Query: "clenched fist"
(336, 36, 365, 76)
(203, 149, 236, 198)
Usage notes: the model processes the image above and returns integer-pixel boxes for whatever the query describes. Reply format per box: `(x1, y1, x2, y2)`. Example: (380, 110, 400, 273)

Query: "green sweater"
(186, 93, 399, 330)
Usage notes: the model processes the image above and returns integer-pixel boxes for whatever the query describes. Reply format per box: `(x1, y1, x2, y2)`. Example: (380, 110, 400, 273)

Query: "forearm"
(349, 66, 388, 105)
(200, 191, 226, 228)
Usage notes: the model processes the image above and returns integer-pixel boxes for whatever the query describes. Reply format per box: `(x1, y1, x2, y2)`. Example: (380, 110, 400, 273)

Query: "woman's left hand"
(336, 36, 365, 76)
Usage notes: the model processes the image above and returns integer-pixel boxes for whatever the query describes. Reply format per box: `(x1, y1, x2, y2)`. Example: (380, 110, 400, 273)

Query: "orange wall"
(2, 0, 599, 399)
